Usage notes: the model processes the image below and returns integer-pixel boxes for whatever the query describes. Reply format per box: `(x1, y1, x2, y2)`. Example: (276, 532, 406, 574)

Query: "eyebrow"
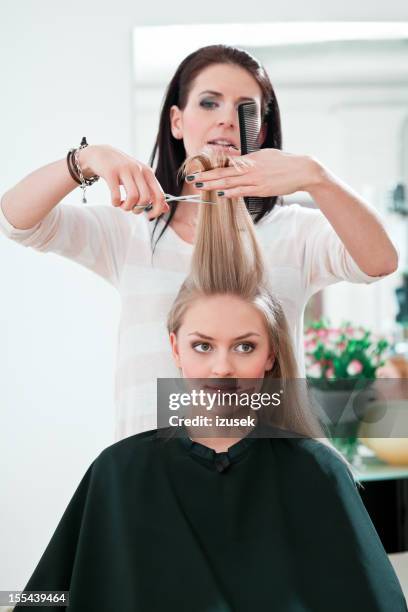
(198, 90, 256, 103)
(187, 331, 261, 341)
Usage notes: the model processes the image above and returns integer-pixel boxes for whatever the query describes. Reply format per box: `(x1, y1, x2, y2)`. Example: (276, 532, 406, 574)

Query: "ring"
(132, 203, 153, 212)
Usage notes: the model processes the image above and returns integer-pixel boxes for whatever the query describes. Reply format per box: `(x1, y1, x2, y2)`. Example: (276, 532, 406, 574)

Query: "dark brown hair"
(148, 44, 283, 254)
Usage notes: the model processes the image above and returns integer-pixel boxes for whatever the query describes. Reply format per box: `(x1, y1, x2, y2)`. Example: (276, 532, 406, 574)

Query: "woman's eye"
(192, 342, 212, 353)
(200, 99, 217, 109)
(236, 343, 255, 353)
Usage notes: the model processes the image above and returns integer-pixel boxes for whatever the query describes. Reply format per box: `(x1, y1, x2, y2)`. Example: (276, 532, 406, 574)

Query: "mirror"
(132, 24, 408, 331)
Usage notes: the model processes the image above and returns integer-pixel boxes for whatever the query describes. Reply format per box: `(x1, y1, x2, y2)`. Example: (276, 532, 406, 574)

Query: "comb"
(237, 101, 267, 215)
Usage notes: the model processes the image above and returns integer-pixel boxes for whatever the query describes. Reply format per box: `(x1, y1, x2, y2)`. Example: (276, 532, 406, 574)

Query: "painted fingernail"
(217, 191, 225, 196)
(185, 175, 196, 182)
(195, 182, 203, 188)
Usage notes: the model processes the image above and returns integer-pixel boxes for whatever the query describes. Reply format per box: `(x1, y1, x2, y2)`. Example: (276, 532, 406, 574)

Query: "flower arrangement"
(304, 319, 389, 386)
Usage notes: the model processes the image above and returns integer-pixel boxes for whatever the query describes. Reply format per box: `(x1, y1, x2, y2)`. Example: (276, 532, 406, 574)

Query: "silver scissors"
(133, 193, 218, 211)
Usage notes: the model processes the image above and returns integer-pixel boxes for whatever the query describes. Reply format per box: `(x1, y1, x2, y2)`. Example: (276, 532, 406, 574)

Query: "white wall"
(2, 0, 408, 591)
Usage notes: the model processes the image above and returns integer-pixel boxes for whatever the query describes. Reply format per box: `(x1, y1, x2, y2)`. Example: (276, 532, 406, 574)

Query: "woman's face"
(169, 294, 275, 385)
(170, 63, 265, 157)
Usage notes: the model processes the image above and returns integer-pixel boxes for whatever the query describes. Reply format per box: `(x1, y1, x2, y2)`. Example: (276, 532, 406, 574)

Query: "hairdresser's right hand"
(78, 144, 170, 218)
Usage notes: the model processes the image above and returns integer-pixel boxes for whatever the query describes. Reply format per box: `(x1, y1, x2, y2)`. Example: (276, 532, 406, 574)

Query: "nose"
(217, 103, 237, 128)
(211, 351, 235, 377)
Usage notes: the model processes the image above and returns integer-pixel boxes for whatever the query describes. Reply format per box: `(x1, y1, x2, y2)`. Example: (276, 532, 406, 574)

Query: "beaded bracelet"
(67, 137, 100, 203)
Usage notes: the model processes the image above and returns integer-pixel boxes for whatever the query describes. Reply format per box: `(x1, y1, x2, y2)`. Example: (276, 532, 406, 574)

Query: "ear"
(169, 331, 181, 367)
(170, 105, 183, 140)
(265, 352, 275, 372)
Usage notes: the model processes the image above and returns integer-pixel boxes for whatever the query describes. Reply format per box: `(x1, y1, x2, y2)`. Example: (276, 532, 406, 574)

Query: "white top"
(0, 200, 382, 441)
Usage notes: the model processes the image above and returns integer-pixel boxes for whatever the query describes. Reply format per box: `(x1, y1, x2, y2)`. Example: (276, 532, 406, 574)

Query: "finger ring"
(132, 203, 153, 212)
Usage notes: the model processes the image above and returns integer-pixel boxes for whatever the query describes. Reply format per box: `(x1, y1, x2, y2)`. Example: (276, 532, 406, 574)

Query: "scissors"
(132, 193, 218, 212)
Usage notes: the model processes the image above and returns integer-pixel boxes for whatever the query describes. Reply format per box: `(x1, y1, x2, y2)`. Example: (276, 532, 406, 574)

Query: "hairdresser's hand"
(79, 144, 170, 218)
(187, 149, 321, 198)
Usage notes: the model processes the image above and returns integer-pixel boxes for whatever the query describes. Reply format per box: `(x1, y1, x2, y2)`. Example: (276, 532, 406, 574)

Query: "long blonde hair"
(166, 147, 362, 486)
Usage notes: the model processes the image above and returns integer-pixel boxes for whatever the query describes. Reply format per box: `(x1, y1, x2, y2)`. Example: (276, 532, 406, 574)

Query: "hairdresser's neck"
(171, 182, 200, 227)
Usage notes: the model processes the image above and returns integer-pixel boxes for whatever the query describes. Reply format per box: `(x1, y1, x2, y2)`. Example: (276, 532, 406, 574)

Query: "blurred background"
(1, 0, 408, 598)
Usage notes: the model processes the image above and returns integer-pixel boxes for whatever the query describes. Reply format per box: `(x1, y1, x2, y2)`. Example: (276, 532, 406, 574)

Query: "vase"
(309, 379, 376, 464)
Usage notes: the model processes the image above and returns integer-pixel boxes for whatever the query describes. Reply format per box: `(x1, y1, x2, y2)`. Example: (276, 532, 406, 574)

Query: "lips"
(206, 140, 240, 155)
(204, 384, 240, 392)
(208, 141, 237, 147)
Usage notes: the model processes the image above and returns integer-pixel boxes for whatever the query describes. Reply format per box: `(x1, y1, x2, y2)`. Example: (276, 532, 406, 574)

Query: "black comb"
(237, 101, 266, 215)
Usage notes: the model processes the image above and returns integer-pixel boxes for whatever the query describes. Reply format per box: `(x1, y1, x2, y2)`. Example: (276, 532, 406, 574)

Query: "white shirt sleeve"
(294, 205, 386, 299)
(0, 200, 133, 289)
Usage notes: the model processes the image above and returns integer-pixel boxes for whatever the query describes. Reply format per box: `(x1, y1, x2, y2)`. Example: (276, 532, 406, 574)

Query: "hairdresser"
(0, 44, 398, 441)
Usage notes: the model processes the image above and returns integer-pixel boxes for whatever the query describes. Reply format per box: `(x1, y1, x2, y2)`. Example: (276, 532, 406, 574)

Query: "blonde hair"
(166, 147, 362, 486)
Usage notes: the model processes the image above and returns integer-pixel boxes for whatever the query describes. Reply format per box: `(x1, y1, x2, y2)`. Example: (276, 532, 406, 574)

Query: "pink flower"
(304, 329, 316, 340)
(347, 360, 363, 376)
(328, 329, 341, 341)
(305, 339, 317, 351)
(325, 367, 335, 379)
(307, 362, 322, 378)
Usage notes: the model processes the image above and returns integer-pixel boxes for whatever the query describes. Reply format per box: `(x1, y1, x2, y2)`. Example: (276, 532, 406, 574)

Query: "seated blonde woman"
(14, 150, 407, 612)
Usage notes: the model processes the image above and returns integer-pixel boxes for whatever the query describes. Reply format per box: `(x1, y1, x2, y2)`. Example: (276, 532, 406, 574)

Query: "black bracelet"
(66, 137, 100, 203)
(67, 149, 81, 185)
(73, 137, 100, 187)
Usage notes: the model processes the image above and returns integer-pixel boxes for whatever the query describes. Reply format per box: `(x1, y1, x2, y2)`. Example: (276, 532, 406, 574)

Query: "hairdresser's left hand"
(187, 149, 321, 197)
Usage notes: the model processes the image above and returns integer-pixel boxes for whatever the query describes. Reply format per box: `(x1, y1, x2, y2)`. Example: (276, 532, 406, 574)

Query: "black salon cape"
(15, 426, 407, 612)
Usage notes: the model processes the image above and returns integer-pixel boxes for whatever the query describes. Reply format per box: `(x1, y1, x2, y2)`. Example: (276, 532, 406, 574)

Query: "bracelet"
(66, 149, 81, 185)
(67, 137, 100, 204)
